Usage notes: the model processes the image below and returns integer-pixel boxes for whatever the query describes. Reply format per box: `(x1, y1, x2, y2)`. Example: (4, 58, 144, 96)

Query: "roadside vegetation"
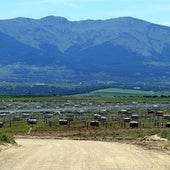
(0, 132, 15, 144)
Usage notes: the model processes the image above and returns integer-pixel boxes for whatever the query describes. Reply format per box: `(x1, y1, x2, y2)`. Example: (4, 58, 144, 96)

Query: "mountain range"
(0, 16, 170, 90)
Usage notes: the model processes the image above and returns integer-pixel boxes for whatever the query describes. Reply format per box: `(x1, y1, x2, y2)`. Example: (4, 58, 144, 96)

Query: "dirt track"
(0, 138, 170, 170)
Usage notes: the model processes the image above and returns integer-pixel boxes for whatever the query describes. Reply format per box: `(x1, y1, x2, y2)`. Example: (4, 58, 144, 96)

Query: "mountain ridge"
(0, 16, 169, 54)
(0, 16, 170, 87)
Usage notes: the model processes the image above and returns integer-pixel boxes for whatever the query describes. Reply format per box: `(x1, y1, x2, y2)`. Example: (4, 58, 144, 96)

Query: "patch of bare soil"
(0, 143, 14, 152)
(131, 134, 170, 153)
(0, 138, 170, 170)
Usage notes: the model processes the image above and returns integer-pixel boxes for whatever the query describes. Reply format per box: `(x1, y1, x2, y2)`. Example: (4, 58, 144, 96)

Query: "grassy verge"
(0, 132, 15, 144)
(62, 129, 170, 141)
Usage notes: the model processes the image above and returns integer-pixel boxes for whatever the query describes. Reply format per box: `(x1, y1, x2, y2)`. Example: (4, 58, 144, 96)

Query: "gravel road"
(0, 138, 170, 170)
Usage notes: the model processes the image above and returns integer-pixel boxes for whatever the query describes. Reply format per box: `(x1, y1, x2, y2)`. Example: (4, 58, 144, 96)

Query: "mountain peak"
(40, 16, 69, 22)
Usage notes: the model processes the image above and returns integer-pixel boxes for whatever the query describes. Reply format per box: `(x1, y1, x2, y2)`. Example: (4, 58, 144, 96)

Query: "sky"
(0, 0, 170, 26)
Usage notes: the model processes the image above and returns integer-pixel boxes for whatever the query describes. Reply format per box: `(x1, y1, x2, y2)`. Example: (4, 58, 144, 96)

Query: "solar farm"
(0, 98, 170, 139)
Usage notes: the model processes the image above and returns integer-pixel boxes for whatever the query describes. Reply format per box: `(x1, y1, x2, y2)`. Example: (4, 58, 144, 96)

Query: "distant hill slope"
(0, 16, 170, 86)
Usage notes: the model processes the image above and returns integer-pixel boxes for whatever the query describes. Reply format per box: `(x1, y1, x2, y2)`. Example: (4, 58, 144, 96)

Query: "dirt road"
(0, 138, 170, 170)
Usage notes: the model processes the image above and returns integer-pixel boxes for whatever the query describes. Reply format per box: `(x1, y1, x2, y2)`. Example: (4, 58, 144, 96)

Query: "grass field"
(0, 94, 170, 103)
(73, 88, 170, 97)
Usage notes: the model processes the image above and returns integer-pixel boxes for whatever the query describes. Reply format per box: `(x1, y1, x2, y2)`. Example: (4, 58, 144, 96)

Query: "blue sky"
(0, 0, 170, 26)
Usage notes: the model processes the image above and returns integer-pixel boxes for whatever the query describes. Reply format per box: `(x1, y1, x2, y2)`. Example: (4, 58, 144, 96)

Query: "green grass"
(0, 93, 170, 103)
(159, 130, 170, 140)
(0, 132, 15, 144)
(72, 88, 170, 97)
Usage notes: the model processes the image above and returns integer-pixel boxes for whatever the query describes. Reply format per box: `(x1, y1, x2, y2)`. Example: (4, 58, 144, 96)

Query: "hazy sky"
(0, 0, 170, 26)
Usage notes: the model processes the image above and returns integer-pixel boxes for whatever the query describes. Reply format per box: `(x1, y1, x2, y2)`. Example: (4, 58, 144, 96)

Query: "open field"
(0, 138, 170, 170)
(73, 88, 170, 97)
(0, 95, 170, 103)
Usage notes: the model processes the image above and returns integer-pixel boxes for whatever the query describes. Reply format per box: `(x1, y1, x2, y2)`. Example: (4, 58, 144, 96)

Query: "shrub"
(0, 132, 15, 144)
(159, 130, 170, 140)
